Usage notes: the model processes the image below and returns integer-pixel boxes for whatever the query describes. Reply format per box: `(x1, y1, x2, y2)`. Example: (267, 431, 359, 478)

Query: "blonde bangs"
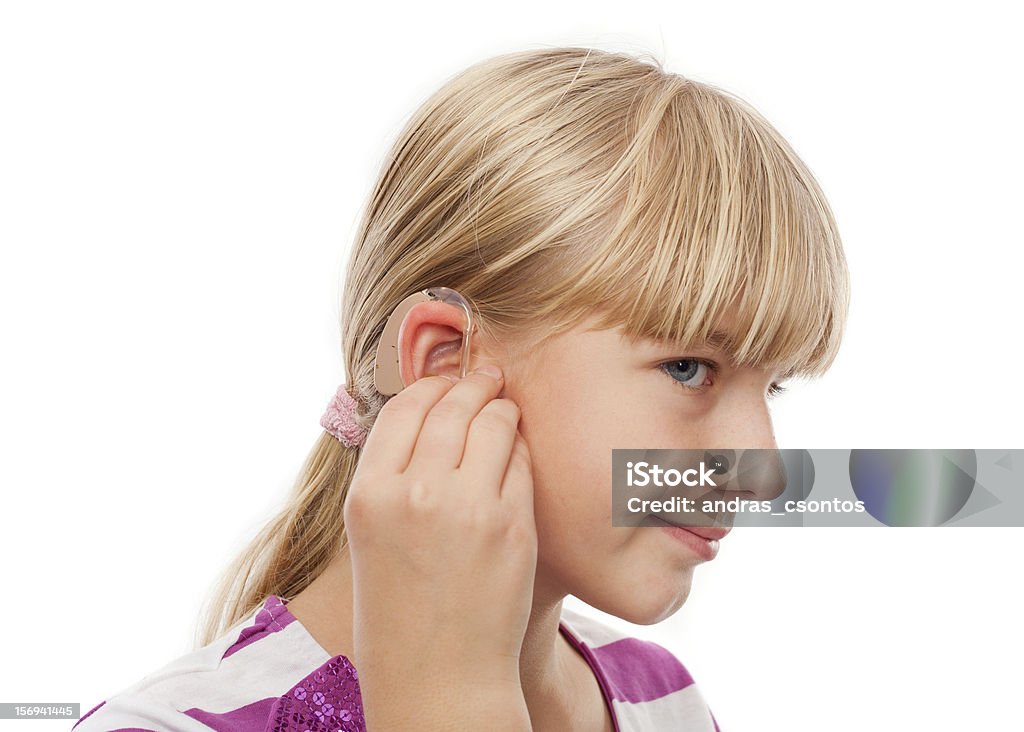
(536, 77, 850, 382)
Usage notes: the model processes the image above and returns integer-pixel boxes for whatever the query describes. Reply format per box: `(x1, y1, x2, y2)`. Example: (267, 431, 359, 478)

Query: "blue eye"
(660, 358, 715, 391)
(660, 358, 788, 399)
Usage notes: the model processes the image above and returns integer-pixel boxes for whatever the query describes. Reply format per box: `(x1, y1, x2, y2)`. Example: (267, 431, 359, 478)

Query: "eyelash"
(659, 358, 788, 399)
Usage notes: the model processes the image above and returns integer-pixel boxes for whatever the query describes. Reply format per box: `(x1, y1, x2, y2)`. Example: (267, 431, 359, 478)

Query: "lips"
(649, 513, 732, 541)
(677, 525, 731, 541)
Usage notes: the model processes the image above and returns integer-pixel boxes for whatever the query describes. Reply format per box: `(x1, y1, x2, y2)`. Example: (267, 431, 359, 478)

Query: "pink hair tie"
(320, 384, 368, 449)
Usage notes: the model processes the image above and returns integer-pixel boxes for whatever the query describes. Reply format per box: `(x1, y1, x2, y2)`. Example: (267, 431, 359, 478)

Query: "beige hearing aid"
(373, 287, 478, 396)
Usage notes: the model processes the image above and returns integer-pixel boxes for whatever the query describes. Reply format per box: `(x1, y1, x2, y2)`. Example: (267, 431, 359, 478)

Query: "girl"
(74, 46, 849, 731)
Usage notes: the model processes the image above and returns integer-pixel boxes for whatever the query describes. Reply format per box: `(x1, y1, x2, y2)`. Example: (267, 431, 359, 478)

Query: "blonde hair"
(196, 46, 850, 647)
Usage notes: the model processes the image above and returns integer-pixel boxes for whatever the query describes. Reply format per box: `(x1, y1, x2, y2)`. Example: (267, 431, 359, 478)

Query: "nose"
(701, 388, 784, 502)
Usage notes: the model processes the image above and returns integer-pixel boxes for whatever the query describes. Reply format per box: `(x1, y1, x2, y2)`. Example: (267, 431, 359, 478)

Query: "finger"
(359, 375, 456, 474)
(500, 429, 535, 513)
(456, 397, 521, 489)
(405, 367, 505, 474)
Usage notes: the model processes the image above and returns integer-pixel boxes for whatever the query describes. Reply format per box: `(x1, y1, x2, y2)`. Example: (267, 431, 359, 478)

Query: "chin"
(582, 569, 695, 625)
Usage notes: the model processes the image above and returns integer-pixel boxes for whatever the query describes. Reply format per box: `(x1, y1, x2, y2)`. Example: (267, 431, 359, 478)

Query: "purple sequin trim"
(268, 654, 364, 732)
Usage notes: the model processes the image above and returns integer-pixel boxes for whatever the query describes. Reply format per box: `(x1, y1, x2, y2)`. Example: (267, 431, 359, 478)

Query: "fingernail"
(476, 364, 503, 380)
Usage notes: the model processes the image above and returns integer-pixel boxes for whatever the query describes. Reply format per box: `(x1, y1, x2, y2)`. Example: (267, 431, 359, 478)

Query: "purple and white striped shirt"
(72, 595, 720, 731)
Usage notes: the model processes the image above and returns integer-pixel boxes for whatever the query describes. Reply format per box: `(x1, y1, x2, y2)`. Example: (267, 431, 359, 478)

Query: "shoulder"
(74, 595, 359, 732)
(559, 605, 721, 731)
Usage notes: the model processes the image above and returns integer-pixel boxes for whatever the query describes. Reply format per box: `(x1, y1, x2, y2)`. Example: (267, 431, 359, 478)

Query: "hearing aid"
(373, 286, 478, 396)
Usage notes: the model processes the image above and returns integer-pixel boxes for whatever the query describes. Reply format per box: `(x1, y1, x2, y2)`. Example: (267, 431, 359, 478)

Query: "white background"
(2, 3, 1022, 731)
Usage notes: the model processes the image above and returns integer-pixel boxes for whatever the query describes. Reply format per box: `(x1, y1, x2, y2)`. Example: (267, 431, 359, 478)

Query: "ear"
(395, 300, 473, 389)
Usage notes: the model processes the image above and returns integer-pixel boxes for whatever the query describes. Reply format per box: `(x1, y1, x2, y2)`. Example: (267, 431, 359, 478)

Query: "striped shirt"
(72, 594, 720, 731)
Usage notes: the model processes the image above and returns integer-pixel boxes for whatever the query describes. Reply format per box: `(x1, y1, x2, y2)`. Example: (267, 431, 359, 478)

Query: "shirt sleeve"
(70, 697, 184, 732)
(265, 655, 365, 732)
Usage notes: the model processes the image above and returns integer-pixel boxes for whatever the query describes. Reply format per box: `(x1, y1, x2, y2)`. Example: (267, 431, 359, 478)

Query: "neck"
(518, 569, 585, 728)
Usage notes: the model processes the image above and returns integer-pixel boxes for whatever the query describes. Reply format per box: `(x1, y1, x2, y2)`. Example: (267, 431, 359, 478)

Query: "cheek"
(517, 389, 631, 565)
(511, 360, 678, 570)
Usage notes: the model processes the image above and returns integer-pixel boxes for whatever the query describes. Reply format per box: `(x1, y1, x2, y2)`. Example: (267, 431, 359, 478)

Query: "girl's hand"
(344, 365, 537, 729)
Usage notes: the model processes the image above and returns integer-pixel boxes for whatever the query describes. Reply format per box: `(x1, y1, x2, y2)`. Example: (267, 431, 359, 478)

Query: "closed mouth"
(647, 514, 731, 541)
